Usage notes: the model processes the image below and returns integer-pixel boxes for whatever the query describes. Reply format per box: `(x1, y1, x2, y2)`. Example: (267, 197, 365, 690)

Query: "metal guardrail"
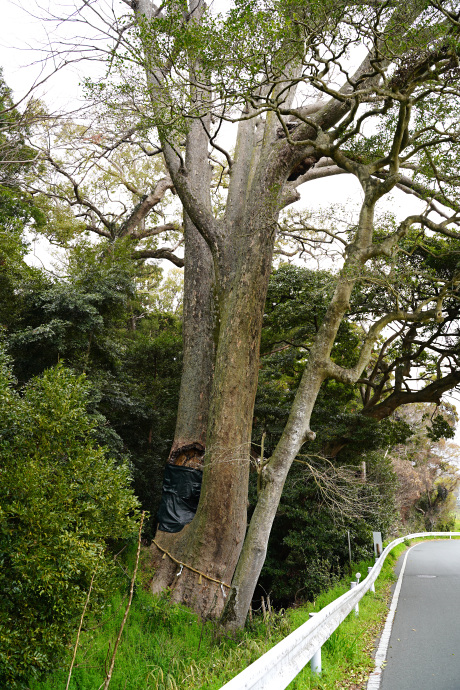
(219, 532, 460, 690)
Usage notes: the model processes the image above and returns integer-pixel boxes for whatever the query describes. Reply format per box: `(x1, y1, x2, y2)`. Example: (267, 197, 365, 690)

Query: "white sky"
(2, 0, 460, 443)
(1, 2, 80, 107)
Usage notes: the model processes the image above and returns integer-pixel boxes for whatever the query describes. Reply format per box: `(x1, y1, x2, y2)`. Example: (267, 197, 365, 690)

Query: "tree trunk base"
(146, 527, 230, 619)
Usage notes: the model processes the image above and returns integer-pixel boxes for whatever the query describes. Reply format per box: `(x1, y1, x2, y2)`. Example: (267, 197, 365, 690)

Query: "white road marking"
(366, 543, 420, 690)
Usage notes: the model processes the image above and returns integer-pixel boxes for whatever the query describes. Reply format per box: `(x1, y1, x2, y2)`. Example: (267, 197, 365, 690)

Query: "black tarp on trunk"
(157, 464, 203, 533)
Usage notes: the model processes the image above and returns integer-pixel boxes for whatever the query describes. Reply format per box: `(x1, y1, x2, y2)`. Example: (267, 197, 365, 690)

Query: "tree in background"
(0, 67, 39, 191)
(29, 121, 183, 267)
(0, 68, 46, 329)
(389, 402, 459, 532)
(3, 238, 182, 538)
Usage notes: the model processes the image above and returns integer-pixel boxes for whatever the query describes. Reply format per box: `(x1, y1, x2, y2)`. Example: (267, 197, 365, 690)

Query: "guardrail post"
(368, 566, 375, 593)
(350, 581, 359, 615)
(308, 613, 322, 674)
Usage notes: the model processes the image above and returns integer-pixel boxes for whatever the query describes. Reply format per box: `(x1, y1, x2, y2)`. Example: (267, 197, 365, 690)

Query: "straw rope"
(152, 539, 231, 589)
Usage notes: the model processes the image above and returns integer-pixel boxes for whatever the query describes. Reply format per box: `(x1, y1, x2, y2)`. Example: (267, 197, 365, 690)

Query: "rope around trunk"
(152, 539, 231, 589)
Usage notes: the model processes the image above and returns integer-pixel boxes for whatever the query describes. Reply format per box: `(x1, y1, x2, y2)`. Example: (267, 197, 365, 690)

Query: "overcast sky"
(2, 2, 75, 105)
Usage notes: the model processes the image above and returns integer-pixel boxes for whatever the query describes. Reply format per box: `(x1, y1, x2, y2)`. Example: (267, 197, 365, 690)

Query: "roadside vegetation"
(30, 546, 407, 690)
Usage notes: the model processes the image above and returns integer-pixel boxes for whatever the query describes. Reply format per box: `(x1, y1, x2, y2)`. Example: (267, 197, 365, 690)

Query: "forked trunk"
(150, 224, 275, 618)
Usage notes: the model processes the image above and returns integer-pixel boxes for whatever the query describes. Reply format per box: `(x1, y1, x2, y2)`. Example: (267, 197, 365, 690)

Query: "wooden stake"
(101, 512, 145, 690)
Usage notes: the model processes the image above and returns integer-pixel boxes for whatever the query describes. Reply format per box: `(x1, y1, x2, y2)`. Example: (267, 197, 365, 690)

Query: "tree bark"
(151, 202, 278, 616)
(171, 215, 216, 453)
(221, 236, 365, 627)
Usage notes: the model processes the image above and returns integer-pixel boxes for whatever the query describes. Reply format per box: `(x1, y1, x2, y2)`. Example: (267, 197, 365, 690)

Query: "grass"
(30, 586, 294, 690)
(29, 544, 408, 690)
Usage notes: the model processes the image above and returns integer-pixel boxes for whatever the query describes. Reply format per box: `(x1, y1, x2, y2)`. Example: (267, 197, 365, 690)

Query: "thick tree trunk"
(170, 214, 216, 453)
(150, 218, 276, 618)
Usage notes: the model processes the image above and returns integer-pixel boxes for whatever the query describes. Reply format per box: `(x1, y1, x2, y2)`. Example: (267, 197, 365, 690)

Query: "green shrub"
(0, 346, 140, 689)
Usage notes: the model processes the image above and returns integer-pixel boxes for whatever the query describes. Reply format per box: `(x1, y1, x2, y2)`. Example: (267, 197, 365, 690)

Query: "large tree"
(20, 0, 460, 628)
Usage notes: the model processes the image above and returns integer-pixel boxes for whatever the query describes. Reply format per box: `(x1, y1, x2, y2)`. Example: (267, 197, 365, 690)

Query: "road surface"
(380, 539, 460, 690)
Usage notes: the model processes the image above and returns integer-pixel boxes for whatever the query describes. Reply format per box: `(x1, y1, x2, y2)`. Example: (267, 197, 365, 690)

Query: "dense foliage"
(0, 347, 140, 688)
(4, 239, 182, 537)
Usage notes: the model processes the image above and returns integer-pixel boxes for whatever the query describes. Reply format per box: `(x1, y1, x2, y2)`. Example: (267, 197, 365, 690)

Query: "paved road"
(380, 540, 460, 690)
